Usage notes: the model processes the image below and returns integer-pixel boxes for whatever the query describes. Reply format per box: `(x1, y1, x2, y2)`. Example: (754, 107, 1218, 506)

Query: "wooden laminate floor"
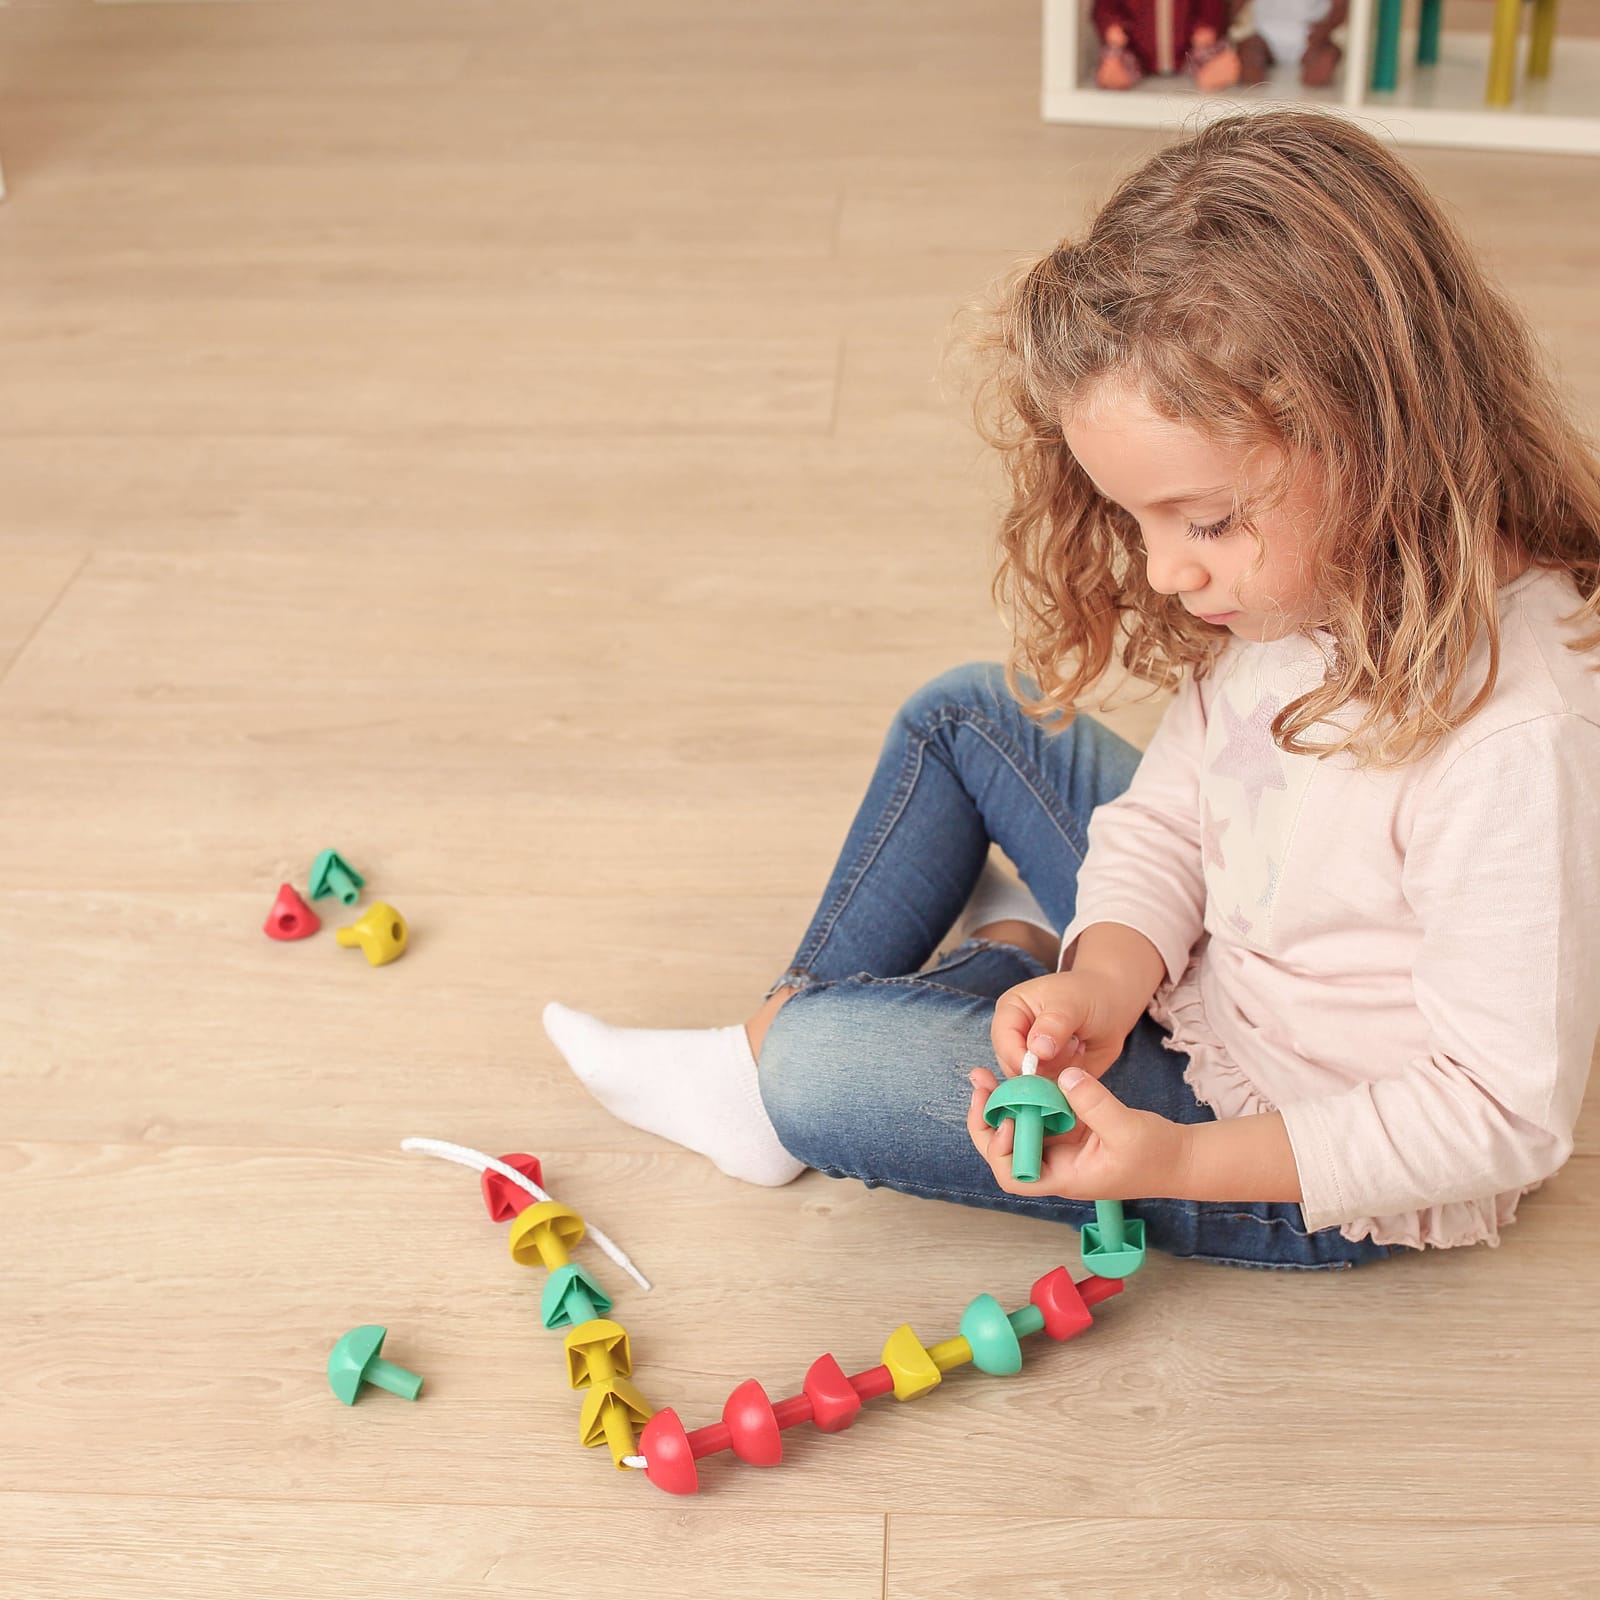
(2, 2, 1597, 1596)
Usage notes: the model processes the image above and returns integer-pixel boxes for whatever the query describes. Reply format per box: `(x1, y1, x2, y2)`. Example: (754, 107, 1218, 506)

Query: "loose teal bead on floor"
(327, 1325, 423, 1405)
(308, 847, 365, 906)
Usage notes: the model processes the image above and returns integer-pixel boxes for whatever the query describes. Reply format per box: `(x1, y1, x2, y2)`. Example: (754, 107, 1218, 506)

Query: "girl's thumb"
(1057, 1065, 1122, 1127)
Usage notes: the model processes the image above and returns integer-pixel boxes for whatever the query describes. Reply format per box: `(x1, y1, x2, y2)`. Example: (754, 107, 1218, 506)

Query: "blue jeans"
(757, 661, 1410, 1272)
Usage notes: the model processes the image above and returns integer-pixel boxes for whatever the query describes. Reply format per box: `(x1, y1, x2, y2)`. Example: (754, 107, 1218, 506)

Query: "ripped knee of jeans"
(762, 969, 823, 1003)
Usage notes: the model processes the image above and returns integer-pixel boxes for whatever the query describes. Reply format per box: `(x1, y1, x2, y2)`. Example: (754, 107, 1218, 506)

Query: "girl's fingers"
(965, 1085, 992, 1145)
(991, 996, 1040, 1075)
(968, 1071, 1022, 1162)
(1027, 1012, 1085, 1062)
(967, 1078, 1016, 1163)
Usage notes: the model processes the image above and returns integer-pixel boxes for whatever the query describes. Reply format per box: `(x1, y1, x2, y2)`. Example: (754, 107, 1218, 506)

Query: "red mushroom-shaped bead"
(723, 1378, 783, 1466)
(803, 1353, 863, 1433)
(639, 1408, 700, 1496)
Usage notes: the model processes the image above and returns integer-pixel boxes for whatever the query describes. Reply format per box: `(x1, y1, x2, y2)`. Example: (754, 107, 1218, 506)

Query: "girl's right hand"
(989, 969, 1144, 1082)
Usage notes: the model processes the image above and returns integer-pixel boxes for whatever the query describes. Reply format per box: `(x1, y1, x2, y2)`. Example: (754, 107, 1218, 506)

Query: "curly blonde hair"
(967, 107, 1600, 767)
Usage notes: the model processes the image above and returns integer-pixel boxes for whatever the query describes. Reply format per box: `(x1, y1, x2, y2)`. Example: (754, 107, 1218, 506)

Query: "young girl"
(543, 108, 1600, 1271)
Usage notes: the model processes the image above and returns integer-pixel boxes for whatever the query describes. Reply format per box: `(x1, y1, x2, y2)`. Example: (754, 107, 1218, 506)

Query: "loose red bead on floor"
(263, 883, 320, 941)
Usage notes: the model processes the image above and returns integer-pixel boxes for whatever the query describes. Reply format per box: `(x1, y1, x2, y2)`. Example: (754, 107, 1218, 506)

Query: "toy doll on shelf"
(1091, 0, 1242, 91)
(1233, 0, 1348, 88)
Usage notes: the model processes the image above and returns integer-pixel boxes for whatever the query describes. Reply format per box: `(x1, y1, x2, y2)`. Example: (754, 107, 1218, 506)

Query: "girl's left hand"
(965, 1066, 1190, 1202)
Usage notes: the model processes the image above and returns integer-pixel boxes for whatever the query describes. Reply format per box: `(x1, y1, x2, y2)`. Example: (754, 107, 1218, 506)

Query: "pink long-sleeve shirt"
(1056, 566, 1600, 1250)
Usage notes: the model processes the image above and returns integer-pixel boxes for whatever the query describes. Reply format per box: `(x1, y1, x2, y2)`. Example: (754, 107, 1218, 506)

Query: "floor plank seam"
(0, 549, 91, 691)
(2, 1487, 1594, 1526)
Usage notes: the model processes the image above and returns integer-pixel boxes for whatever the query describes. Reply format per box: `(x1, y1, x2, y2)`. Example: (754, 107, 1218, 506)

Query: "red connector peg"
(264, 884, 320, 941)
(1031, 1266, 1121, 1340)
(480, 1153, 545, 1221)
(848, 1364, 896, 1403)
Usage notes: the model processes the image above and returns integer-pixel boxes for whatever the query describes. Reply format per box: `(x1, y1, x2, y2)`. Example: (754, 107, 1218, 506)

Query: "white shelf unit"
(1043, 0, 1600, 155)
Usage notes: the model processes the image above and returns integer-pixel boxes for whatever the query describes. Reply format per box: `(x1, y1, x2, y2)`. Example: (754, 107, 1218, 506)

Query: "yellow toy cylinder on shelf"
(1528, 0, 1558, 79)
(1487, 0, 1520, 105)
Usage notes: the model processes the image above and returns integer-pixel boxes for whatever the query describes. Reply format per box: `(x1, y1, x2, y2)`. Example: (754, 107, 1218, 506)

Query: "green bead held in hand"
(982, 1050, 1075, 1184)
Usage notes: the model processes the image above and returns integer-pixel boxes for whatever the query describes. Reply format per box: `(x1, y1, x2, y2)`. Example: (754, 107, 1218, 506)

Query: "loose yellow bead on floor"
(334, 903, 409, 967)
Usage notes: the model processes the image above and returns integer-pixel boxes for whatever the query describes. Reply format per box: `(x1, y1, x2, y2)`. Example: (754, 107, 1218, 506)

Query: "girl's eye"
(1187, 514, 1235, 541)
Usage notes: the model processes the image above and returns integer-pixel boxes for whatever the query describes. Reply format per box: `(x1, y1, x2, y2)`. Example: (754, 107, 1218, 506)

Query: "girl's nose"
(1144, 546, 1210, 598)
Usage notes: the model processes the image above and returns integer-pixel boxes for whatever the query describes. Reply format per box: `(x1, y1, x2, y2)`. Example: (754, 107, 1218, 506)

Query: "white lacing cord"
(622, 1454, 647, 1469)
(401, 1137, 651, 1292)
(1020, 1049, 1039, 1076)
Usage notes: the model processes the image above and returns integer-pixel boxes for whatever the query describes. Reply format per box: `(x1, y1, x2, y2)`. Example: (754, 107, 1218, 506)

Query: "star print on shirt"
(1213, 692, 1289, 828)
(1226, 904, 1253, 938)
(1201, 798, 1231, 872)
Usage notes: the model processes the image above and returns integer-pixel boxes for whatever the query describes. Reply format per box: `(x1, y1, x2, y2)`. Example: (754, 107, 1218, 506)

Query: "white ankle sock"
(951, 854, 1058, 945)
(542, 1001, 806, 1188)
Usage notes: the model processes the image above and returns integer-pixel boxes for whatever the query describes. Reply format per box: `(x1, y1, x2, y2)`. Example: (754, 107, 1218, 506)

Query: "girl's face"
(1061, 381, 1324, 642)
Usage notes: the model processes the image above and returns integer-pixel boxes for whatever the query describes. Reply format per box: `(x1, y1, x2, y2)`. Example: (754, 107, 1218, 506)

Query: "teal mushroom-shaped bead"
(327, 1324, 423, 1405)
(982, 1073, 1075, 1184)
